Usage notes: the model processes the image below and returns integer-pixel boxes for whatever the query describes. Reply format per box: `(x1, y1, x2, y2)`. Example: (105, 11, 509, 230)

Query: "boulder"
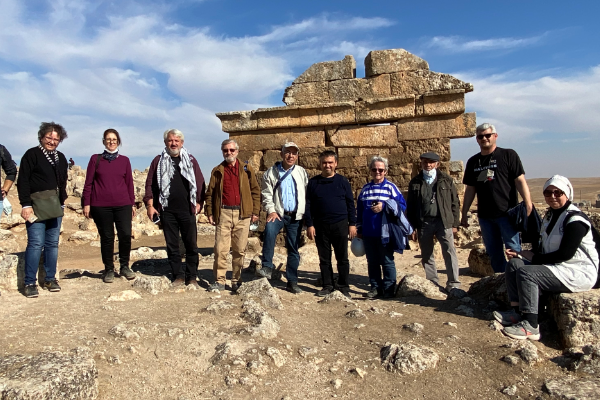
(241, 299, 280, 339)
(396, 274, 447, 299)
(318, 290, 354, 304)
(544, 377, 600, 400)
(205, 300, 235, 314)
(468, 248, 494, 277)
(68, 231, 98, 244)
(380, 342, 439, 374)
(0, 349, 98, 399)
(236, 277, 283, 310)
(550, 290, 600, 348)
(467, 273, 509, 305)
(132, 275, 172, 295)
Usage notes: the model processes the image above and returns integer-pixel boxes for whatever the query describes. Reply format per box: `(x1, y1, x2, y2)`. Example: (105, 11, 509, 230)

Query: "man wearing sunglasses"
(406, 152, 461, 292)
(205, 139, 261, 292)
(461, 123, 532, 273)
(256, 142, 309, 294)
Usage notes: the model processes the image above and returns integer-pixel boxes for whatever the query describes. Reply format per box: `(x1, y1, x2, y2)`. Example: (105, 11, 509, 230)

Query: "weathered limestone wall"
(216, 49, 475, 195)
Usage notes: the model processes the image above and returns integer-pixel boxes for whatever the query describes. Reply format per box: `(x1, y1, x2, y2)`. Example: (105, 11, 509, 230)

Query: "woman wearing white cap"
(494, 175, 598, 340)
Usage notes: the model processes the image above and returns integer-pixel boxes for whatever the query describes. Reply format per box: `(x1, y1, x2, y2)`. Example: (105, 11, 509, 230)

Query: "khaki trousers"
(213, 208, 251, 285)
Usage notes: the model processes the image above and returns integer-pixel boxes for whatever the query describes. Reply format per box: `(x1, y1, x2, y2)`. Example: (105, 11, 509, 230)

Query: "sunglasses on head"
(371, 168, 385, 173)
(543, 189, 565, 198)
(476, 133, 494, 140)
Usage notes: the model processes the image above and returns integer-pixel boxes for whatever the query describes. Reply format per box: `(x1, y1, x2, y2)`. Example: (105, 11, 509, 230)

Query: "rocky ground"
(1, 187, 600, 399)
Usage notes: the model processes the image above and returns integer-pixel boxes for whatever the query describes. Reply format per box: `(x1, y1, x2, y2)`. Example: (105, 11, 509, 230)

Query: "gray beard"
(225, 155, 237, 163)
(167, 148, 180, 156)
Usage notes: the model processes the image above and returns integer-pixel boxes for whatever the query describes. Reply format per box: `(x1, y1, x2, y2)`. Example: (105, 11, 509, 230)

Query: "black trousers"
(161, 210, 199, 280)
(91, 205, 132, 270)
(315, 219, 350, 289)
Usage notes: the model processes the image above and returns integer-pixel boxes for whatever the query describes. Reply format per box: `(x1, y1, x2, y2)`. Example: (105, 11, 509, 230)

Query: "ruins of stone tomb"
(216, 48, 475, 195)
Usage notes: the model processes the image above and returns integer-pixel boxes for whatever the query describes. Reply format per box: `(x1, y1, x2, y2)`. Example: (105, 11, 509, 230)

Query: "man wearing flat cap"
(256, 142, 309, 294)
(406, 152, 461, 291)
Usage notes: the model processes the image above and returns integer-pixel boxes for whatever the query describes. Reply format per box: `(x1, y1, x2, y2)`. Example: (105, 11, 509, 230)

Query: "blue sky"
(1, 0, 599, 178)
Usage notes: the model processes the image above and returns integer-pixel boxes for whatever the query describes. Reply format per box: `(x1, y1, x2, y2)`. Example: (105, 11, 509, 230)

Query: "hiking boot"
(208, 282, 225, 292)
(119, 266, 136, 280)
(43, 279, 61, 292)
(503, 320, 541, 341)
(172, 278, 185, 287)
(364, 288, 381, 299)
(103, 270, 115, 283)
(340, 288, 352, 299)
(24, 284, 39, 298)
(231, 282, 241, 293)
(286, 282, 303, 294)
(255, 267, 273, 279)
(186, 279, 200, 289)
(316, 286, 334, 297)
(494, 310, 522, 326)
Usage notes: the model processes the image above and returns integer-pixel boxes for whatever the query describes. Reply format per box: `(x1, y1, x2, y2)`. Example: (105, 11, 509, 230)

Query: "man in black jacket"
(305, 150, 357, 298)
(406, 152, 461, 291)
(0, 144, 17, 207)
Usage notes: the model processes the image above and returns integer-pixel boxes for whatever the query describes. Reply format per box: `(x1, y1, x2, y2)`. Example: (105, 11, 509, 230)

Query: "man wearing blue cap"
(406, 152, 461, 291)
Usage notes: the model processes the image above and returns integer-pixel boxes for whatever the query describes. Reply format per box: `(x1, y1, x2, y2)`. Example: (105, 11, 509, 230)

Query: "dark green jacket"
(406, 170, 460, 230)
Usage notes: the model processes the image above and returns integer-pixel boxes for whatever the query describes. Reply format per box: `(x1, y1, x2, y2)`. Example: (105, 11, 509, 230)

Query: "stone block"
(283, 81, 330, 106)
(422, 90, 465, 116)
(293, 55, 356, 84)
(449, 160, 464, 172)
(328, 125, 397, 148)
(356, 95, 415, 123)
(328, 75, 391, 103)
(390, 70, 473, 96)
(216, 110, 258, 133)
(230, 128, 326, 151)
(467, 248, 495, 277)
(390, 138, 450, 164)
(0, 349, 98, 399)
(365, 49, 429, 77)
(256, 107, 300, 130)
(297, 147, 335, 170)
(551, 290, 600, 348)
(237, 150, 263, 173)
(298, 103, 355, 127)
(396, 113, 475, 141)
(262, 150, 281, 169)
(337, 147, 391, 158)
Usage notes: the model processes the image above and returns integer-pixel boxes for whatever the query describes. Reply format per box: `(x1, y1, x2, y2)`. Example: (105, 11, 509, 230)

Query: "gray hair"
(163, 128, 184, 142)
(221, 138, 239, 150)
(368, 156, 389, 171)
(476, 123, 496, 134)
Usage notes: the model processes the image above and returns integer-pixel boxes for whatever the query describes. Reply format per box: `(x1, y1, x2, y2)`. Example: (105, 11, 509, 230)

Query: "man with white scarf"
(144, 129, 206, 287)
(495, 175, 599, 340)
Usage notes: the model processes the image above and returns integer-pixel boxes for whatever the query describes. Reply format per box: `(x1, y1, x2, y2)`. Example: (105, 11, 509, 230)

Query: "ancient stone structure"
(216, 48, 475, 195)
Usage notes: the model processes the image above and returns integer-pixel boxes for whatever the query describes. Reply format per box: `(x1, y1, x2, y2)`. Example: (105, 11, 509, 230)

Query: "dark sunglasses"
(371, 168, 385, 173)
(476, 133, 494, 140)
(543, 189, 565, 198)
(222, 148, 237, 153)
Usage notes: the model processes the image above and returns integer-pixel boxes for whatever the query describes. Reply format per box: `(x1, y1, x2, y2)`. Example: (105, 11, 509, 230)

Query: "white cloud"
(424, 33, 545, 53)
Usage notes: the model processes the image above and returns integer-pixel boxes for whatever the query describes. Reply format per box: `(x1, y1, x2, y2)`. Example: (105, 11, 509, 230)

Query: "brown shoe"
(172, 278, 185, 287)
(186, 279, 200, 289)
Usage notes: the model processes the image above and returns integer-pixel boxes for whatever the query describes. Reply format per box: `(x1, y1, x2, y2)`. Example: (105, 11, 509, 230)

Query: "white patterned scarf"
(38, 144, 58, 166)
(157, 147, 197, 209)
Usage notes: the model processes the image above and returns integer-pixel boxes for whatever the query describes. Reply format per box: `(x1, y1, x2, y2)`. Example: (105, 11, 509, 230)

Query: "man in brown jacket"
(206, 139, 260, 292)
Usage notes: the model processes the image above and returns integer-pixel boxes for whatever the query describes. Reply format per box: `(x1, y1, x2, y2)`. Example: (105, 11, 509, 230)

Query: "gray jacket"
(261, 162, 309, 220)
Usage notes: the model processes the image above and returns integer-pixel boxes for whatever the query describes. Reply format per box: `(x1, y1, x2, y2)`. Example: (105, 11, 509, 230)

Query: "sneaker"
(119, 266, 136, 280)
(103, 270, 115, 283)
(339, 288, 352, 299)
(43, 279, 61, 292)
(231, 282, 241, 293)
(255, 267, 273, 279)
(208, 282, 225, 292)
(364, 289, 381, 299)
(24, 284, 39, 298)
(503, 320, 541, 341)
(316, 287, 334, 297)
(172, 278, 186, 287)
(286, 282, 303, 294)
(493, 310, 522, 326)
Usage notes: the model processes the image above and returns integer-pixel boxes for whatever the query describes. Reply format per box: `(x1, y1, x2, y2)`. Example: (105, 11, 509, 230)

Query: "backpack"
(562, 210, 600, 289)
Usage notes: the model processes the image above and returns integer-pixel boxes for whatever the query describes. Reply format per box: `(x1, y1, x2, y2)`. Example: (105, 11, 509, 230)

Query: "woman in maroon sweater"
(82, 129, 136, 283)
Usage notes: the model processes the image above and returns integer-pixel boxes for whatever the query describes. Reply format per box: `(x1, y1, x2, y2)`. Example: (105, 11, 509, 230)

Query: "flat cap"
(419, 152, 440, 161)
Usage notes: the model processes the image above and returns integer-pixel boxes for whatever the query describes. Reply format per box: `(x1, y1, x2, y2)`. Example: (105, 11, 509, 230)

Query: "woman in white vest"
(493, 175, 598, 341)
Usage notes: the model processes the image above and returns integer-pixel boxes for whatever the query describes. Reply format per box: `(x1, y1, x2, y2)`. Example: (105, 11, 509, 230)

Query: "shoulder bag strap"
(273, 165, 294, 193)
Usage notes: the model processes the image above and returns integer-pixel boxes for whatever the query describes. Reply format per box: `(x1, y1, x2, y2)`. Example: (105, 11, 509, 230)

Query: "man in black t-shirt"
(461, 123, 532, 273)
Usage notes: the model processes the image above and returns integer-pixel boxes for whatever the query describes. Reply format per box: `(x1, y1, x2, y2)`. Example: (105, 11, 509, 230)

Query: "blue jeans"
(25, 217, 62, 286)
(478, 215, 521, 273)
(363, 236, 396, 294)
(262, 214, 303, 283)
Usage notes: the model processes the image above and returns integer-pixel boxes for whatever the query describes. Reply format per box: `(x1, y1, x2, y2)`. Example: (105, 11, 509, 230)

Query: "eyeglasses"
(222, 148, 237, 153)
(476, 133, 494, 140)
(543, 189, 565, 198)
(104, 139, 118, 142)
(44, 137, 59, 143)
(371, 168, 385, 173)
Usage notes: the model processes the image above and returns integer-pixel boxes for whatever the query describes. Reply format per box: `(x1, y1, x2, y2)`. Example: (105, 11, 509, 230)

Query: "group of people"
(0, 121, 598, 341)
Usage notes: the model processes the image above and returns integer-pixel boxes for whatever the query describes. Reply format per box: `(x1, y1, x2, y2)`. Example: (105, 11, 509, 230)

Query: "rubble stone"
(468, 248, 495, 277)
(551, 290, 600, 347)
(544, 377, 600, 399)
(365, 49, 429, 76)
(236, 278, 283, 310)
(241, 300, 280, 339)
(132, 275, 172, 295)
(293, 55, 356, 84)
(380, 342, 439, 374)
(396, 274, 447, 299)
